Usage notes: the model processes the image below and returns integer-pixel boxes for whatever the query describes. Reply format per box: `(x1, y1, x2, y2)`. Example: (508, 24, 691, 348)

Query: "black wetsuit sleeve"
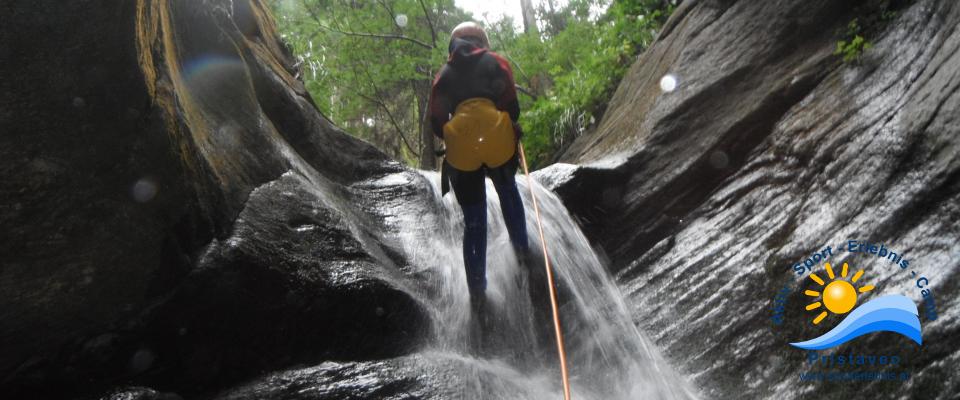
(428, 68, 451, 139)
(504, 94, 520, 122)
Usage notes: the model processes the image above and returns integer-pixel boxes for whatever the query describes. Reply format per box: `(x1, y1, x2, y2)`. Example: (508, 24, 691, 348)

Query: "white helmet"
(450, 21, 489, 49)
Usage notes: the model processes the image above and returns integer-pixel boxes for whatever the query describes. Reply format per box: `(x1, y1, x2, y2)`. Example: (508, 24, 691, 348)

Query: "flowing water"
(364, 170, 698, 399)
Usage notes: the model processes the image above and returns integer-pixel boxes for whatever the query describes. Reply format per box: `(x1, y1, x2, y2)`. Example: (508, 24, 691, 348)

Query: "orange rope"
(518, 143, 572, 400)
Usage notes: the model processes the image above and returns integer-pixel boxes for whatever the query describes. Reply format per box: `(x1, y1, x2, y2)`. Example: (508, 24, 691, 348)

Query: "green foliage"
(880, 10, 899, 22)
(270, 0, 466, 165)
(835, 19, 873, 64)
(270, 0, 674, 169)
(834, 0, 915, 65)
(501, 0, 674, 168)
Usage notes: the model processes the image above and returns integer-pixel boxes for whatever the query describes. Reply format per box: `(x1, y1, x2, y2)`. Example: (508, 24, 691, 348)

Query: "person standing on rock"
(428, 22, 529, 315)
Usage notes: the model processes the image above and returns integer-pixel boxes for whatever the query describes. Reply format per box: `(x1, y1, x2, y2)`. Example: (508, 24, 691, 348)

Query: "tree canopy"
(269, 0, 675, 169)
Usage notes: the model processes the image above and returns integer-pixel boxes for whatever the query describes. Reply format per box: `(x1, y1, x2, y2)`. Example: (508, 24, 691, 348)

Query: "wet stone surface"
(547, 0, 960, 399)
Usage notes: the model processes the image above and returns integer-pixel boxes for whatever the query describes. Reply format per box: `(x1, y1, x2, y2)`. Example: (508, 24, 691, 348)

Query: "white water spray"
(366, 170, 698, 399)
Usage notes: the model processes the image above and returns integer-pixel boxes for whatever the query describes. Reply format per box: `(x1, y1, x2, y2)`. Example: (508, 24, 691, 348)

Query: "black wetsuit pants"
(448, 155, 529, 298)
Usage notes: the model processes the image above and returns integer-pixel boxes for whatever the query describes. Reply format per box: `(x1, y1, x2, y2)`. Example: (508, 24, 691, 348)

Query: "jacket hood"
(447, 37, 487, 68)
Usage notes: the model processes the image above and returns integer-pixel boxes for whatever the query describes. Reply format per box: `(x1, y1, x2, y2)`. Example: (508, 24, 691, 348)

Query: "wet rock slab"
(141, 171, 430, 391)
(213, 352, 562, 400)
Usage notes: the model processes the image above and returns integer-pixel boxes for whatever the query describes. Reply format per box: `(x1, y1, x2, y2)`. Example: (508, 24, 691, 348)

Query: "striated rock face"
(1, 0, 425, 397)
(546, 0, 959, 398)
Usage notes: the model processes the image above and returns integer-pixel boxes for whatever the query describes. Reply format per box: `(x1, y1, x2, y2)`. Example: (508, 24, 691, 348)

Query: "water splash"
(367, 170, 698, 399)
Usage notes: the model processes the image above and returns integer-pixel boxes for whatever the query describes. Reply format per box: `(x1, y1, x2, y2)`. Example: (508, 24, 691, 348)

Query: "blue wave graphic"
(790, 295, 922, 350)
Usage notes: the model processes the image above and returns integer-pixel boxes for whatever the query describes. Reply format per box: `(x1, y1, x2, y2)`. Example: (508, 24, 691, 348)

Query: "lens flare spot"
(708, 150, 729, 169)
(132, 178, 158, 203)
(660, 74, 678, 92)
(129, 348, 156, 374)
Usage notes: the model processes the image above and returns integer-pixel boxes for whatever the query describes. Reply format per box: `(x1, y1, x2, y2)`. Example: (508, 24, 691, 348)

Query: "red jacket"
(428, 38, 520, 139)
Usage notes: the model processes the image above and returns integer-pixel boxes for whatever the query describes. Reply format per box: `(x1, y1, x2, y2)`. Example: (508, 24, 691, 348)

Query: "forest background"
(269, 0, 677, 169)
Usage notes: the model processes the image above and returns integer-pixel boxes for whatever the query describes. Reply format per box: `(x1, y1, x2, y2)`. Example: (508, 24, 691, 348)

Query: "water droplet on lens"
(709, 150, 729, 169)
(660, 74, 677, 93)
(129, 348, 155, 373)
(132, 178, 158, 203)
(125, 107, 141, 120)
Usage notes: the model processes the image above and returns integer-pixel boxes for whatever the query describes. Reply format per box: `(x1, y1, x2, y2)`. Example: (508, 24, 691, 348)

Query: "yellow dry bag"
(442, 98, 516, 171)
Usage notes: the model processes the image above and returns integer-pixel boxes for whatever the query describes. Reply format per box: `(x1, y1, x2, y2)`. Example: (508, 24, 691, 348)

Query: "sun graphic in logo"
(804, 262, 875, 324)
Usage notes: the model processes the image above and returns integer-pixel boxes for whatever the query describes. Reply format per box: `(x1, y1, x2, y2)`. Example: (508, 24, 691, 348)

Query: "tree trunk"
(520, 0, 539, 35)
(415, 80, 437, 170)
(419, 115, 436, 170)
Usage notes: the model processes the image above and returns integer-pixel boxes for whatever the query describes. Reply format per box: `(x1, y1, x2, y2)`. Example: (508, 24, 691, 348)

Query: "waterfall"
(363, 170, 698, 400)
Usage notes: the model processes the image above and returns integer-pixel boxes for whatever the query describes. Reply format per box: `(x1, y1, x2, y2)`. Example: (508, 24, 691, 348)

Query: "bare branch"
(477, 18, 533, 87)
(376, 0, 402, 31)
(300, 0, 433, 50)
(356, 69, 421, 157)
(417, 0, 438, 48)
(320, 23, 432, 49)
(502, 52, 532, 84)
(515, 84, 538, 100)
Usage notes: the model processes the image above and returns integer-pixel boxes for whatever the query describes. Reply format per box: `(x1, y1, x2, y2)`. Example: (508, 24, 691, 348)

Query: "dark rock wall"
(547, 0, 959, 398)
(2, 0, 174, 391)
(1, 0, 424, 397)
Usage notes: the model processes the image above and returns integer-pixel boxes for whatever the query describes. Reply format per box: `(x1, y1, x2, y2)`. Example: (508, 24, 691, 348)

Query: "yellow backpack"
(442, 97, 516, 171)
